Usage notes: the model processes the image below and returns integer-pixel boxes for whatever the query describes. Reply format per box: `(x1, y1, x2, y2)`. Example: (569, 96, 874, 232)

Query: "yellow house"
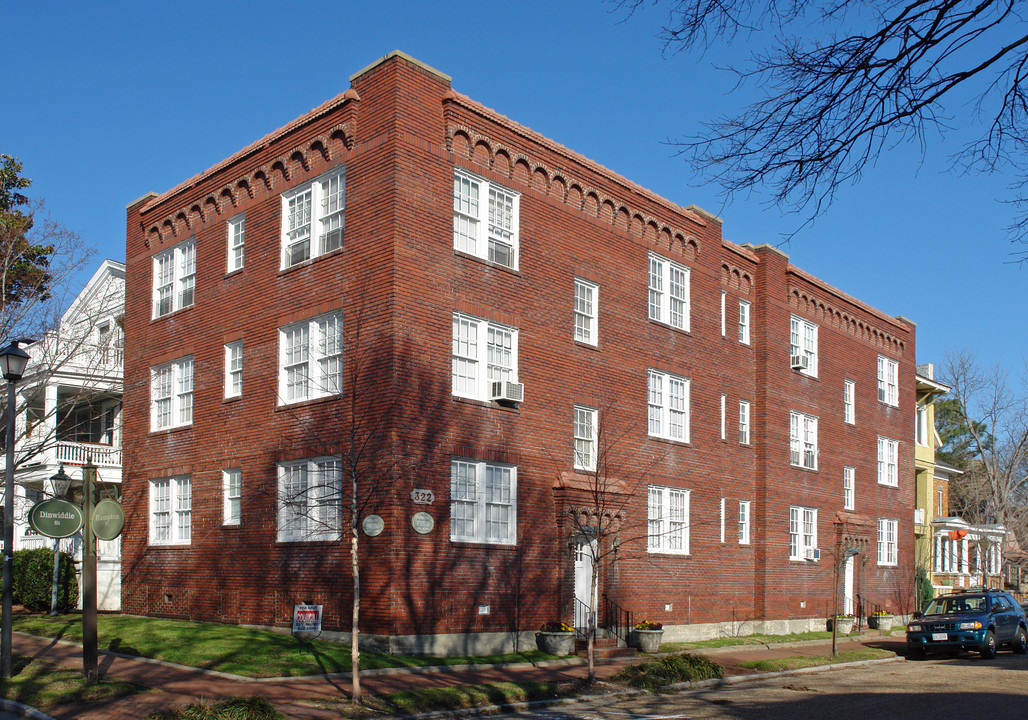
(914, 363, 949, 599)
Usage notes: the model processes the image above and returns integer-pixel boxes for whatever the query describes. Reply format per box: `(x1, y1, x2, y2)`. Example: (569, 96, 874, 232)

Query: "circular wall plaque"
(411, 511, 434, 535)
(362, 514, 385, 537)
(92, 498, 125, 541)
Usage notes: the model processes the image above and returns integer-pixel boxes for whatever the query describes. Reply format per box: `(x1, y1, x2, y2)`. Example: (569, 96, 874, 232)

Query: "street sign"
(28, 499, 83, 538)
(92, 498, 125, 541)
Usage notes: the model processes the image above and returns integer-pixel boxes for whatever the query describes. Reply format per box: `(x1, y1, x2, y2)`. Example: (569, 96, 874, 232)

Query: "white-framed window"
(573, 405, 597, 470)
(739, 400, 751, 445)
(738, 300, 750, 344)
(647, 369, 690, 443)
(720, 290, 726, 337)
(878, 355, 899, 406)
(789, 411, 818, 470)
(223, 468, 241, 526)
(150, 475, 191, 545)
(720, 394, 726, 440)
(916, 403, 929, 446)
(152, 238, 196, 318)
(843, 466, 855, 510)
(278, 311, 343, 404)
(227, 214, 245, 272)
(281, 167, 346, 269)
(277, 457, 342, 542)
(647, 485, 690, 554)
(450, 458, 517, 545)
(877, 518, 898, 565)
(225, 341, 243, 398)
(738, 500, 751, 545)
(150, 356, 193, 431)
(789, 315, 818, 376)
(574, 278, 598, 345)
(877, 436, 899, 487)
(789, 506, 817, 560)
(451, 313, 519, 402)
(844, 379, 856, 424)
(720, 496, 726, 543)
(453, 169, 519, 269)
(648, 253, 690, 331)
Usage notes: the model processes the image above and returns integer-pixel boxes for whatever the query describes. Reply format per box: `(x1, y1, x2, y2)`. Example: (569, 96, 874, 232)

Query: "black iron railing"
(573, 597, 593, 641)
(603, 594, 632, 647)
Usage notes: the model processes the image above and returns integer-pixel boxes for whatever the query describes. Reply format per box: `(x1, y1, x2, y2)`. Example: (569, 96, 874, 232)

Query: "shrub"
(10, 548, 78, 611)
(613, 652, 723, 689)
(539, 621, 573, 633)
(146, 695, 284, 719)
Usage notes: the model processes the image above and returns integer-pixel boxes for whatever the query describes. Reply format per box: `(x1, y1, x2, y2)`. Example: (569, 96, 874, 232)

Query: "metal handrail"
(603, 593, 632, 647)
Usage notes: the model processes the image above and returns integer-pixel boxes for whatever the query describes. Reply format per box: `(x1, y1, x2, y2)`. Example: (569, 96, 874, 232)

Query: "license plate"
(931, 633, 948, 641)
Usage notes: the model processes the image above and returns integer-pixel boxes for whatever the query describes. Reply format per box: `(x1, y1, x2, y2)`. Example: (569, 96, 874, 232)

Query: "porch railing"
(602, 593, 632, 648)
(573, 597, 594, 641)
(55, 441, 121, 467)
(18, 534, 121, 559)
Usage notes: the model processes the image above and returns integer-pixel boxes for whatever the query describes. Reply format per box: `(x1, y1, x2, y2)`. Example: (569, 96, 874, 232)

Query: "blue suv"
(907, 589, 1028, 659)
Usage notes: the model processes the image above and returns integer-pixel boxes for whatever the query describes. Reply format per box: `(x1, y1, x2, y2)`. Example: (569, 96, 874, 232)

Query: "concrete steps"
(575, 636, 638, 659)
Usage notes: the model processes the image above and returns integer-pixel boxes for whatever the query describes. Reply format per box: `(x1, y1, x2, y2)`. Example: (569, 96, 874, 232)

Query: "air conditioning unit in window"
(805, 548, 821, 561)
(791, 354, 809, 370)
(490, 381, 524, 404)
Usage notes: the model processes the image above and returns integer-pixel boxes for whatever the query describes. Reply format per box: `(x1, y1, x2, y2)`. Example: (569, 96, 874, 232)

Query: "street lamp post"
(0, 340, 30, 679)
(48, 465, 71, 616)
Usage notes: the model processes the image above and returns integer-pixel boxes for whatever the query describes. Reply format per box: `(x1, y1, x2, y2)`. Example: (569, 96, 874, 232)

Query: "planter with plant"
(868, 610, 894, 631)
(632, 620, 664, 653)
(536, 621, 575, 655)
(828, 615, 856, 634)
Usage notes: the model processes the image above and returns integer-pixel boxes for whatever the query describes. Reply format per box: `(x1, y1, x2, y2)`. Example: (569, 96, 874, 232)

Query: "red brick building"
(122, 51, 916, 653)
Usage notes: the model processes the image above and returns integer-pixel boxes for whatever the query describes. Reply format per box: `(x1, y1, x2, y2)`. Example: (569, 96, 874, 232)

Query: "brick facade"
(122, 51, 916, 651)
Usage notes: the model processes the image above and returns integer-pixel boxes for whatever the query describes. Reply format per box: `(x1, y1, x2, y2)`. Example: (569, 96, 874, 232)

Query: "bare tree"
(615, 1, 1028, 251)
(941, 351, 1028, 579)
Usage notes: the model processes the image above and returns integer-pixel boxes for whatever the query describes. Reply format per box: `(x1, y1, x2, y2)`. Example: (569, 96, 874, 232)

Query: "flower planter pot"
(869, 614, 894, 631)
(633, 628, 664, 653)
(828, 616, 855, 634)
(536, 631, 575, 656)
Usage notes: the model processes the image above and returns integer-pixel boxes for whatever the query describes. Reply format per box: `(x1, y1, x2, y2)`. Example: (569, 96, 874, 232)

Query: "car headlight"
(907, 624, 922, 632)
(958, 621, 982, 630)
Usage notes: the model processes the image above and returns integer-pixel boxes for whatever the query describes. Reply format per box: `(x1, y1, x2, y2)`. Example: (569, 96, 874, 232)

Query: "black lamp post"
(48, 465, 71, 616)
(1, 340, 30, 679)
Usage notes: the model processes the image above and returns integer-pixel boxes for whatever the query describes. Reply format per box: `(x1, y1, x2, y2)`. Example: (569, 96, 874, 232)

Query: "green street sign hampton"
(28, 499, 84, 538)
(92, 498, 125, 541)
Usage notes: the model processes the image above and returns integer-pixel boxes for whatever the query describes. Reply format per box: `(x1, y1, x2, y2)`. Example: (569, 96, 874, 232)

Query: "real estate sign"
(292, 604, 323, 635)
(28, 499, 84, 538)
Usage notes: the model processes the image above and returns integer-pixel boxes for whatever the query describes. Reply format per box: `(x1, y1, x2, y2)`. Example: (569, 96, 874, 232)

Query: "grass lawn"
(661, 630, 853, 651)
(0, 654, 142, 712)
(12, 610, 557, 678)
(738, 647, 895, 673)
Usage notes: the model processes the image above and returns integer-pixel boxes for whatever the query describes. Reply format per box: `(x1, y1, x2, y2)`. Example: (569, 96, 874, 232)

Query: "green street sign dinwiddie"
(91, 498, 125, 541)
(28, 499, 84, 538)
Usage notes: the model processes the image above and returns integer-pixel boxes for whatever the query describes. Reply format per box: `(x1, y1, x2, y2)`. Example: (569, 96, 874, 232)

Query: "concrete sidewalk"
(8, 631, 906, 719)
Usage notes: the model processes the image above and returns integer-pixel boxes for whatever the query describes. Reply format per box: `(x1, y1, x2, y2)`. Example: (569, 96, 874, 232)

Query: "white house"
(2, 260, 124, 610)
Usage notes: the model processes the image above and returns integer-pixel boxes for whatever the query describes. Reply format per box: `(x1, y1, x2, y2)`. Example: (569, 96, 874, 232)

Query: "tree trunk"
(587, 553, 597, 682)
(351, 527, 361, 700)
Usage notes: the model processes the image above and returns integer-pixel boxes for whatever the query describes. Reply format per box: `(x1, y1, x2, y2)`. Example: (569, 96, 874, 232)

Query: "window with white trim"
(738, 500, 751, 544)
(152, 238, 196, 318)
(648, 253, 690, 331)
(277, 457, 341, 542)
(719, 496, 726, 543)
(453, 169, 519, 269)
(720, 290, 726, 337)
(279, 311, 342, 404)
(789, 315, 818, 376)
(844, 379, 856, 424)
(739, 400, 751, 445)
(878, 355, 899, 406)
(227, 214, 245, 272)
(719, 394, 726, 440)
(225, 341, 243, 398)
(789, 411, 818, 470)
(647, 369, 690, 443)
(450, 459, 517, 545)
(281, 168, 345, 269)
(877, 518, 898, 565)
(789, 506, 817, 560)
(843, 466, 855, 510)
(738, 300, 750, 344)
(647, 485, 689, 554)
(151, 356, 193, 431)
(451, 313, 518, 401)
(574, 279, 598, 345)
(877, 436, 899, 487)
(574, 405, 597, 470)
(223, 468, 241, 526)
(150, 475, 191, 545)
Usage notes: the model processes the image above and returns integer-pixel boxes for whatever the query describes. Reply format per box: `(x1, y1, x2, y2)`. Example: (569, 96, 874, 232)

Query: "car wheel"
(980, 630, 998, 659)
(1013, 626, 1028, 655)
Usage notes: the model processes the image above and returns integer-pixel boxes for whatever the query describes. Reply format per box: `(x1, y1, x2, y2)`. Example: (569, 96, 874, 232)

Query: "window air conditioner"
(791, 354, 809, 370)
(804, 548, 821, 561)
(490, 381, 524, 404)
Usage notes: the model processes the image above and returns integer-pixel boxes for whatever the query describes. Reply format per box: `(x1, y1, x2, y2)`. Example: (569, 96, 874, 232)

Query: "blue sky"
(2, 0, 1023, 379)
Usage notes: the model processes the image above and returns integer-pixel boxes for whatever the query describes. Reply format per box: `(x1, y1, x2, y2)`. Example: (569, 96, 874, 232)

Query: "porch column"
(960, 538, 969, 575)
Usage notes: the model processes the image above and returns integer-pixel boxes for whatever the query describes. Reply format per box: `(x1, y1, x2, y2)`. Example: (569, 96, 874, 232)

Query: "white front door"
(574, 538, 597, 630)
(843, 555, 855, 615)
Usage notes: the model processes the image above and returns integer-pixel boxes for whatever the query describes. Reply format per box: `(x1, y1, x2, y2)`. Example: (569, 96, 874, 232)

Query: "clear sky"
(2, 0, 1023, 380)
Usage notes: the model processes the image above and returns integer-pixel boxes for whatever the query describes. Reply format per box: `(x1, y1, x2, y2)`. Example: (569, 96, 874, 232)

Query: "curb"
(0, 699, 57, 720)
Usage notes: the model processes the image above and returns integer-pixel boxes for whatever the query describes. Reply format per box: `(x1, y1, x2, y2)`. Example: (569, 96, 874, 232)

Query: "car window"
(992, 596, 1011, 612)
(925, 595, 986, 615)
